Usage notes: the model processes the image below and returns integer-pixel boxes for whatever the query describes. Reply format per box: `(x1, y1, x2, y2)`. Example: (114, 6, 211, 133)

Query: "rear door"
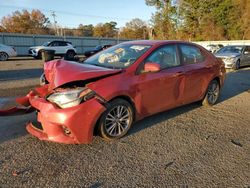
(135, 44, 185, 115)
(178, 44, 213, 104)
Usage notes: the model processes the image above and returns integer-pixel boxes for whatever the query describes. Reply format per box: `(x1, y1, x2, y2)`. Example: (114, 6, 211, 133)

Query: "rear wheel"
(202, 80, 220, 106)
(98, 99, 134, 140)
(66, 50, 75, 59)
(0, 52, 8, 61)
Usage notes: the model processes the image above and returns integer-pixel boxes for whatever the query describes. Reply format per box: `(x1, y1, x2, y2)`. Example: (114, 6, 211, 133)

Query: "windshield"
(94, 45, 102, 50)
(84, 43, 151, 69)
(217, 46, 243, 54)
(42, 42, 50, 46)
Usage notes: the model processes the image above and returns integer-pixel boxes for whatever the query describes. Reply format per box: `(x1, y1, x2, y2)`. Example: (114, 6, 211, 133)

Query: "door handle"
(205, 65, 213, 68)
(173, 71, 184, 77)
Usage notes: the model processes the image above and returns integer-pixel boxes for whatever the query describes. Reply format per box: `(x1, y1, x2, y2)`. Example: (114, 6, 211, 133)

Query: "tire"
(34, 51, 41, 59)
(0, 52, 9, 61)
(202, 80, 220, 106)
(98, 99, 134, 140)
(234, 60, 240, 70)
(66, 50, 75, 59)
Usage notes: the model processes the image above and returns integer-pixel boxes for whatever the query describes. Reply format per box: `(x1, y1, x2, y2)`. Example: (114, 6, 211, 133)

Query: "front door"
(135, 44, 185, 116)
(241, 46, 250, 66)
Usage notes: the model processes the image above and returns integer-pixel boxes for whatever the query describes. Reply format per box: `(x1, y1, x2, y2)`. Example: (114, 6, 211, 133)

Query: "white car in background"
(29, 40, 77, 59)
(205, 44, 224, 53)
(0, 44, 17, 61)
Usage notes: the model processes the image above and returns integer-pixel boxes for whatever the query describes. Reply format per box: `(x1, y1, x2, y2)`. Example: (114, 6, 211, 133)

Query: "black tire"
(0, 52, 9, 61)
(234, 60, 240, 70)
(202, 80, 220, 106)
(34, 51, 42, 59)
(98, 99, 134, 140)
(66, 50, 75, 59)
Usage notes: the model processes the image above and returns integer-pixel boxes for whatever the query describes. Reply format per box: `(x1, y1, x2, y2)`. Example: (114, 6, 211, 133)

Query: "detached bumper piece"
(0, 94, 35, 116)
(0, 106, 34, 116)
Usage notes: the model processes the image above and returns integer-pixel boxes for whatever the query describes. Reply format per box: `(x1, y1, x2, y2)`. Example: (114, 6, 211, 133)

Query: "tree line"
(0, 0, 249, 41)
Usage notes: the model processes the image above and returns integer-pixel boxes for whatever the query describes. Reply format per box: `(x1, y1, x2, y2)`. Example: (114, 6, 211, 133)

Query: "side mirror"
(144, 62, 161, 73)
(244, 51, 250, 55)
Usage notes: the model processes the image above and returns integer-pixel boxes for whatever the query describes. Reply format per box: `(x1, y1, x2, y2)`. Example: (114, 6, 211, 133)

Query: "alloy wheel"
(104, 105, 131, 137)
(207, 81, 220, 104)
(0, 52, 8, 61)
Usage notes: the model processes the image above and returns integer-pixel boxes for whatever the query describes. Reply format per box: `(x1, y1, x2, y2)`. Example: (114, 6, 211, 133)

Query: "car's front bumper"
(26, 94, 106, 144)
(28, 49, 38, 57)
(224, 62, 236, 69)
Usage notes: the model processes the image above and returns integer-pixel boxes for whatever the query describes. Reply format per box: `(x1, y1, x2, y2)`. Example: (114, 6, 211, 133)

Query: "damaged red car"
(0, 40, 225, 144)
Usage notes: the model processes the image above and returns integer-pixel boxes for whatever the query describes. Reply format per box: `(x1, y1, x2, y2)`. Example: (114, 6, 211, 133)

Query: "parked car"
(205, 44, 224, 53)
(29, 40, 77, 59)
(0, 43, 17, 61)
(215, 45, 250, 70)
(1, 40, 225, 144)
(84, 44, 112, 58)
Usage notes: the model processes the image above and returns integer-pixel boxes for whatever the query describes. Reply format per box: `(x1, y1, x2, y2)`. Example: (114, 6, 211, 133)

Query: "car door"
(48, 41, 60, 54)
(178, 44, 213, 104)
(241, 46, 250, 66)
(135, 44, 185, 116)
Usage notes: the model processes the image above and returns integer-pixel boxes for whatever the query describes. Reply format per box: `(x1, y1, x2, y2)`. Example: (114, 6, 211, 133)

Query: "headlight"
(225, 57, 236, 62)
(47, 87, 95, 108)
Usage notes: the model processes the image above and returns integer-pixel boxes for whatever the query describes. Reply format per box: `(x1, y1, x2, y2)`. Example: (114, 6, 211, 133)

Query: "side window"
(179, 44, 205, 64)
(59, 42, 67, 46)
(244, 46, 250, 54)
(50, 42, 59, 47)
(145, 45, 179, 70)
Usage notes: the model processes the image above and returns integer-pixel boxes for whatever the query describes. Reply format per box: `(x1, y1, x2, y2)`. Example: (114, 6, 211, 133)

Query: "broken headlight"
(47, 87, 95, 108)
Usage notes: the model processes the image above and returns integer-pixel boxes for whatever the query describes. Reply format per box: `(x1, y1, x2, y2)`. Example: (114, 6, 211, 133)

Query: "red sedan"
(0, 40, 226, 144)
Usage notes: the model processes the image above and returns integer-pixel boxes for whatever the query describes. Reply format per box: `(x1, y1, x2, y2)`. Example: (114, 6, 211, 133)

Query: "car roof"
(224, 45, 247, 47)
(50, 40, 72, 43)
(121, 40, 197, 46)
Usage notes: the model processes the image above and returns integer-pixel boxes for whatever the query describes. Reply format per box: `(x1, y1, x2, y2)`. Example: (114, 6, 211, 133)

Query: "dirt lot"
(0, 58, 249, 187)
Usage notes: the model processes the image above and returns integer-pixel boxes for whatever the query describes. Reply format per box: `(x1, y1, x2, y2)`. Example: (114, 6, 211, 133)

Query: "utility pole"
(51, 11, 58, 36)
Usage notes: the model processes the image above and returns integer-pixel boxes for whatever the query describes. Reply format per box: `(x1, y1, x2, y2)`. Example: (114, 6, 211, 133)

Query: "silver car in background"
(0, 43, 17, 61)
(215, 45, 250, 70)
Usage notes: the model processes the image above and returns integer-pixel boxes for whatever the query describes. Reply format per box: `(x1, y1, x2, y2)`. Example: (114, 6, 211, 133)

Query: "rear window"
(179, 44, 205, 64)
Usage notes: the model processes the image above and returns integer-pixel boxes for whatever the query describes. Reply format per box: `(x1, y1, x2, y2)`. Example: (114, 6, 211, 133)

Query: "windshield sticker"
(115, 48, 124, 54)
(130, 45, 148, 51)
(99, 53, 113, 63)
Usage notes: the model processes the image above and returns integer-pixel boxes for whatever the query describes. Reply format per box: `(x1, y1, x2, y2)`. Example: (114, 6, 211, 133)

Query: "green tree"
(146, 0, 179, 40)
(76, 24, 94, 37)
(0, 9, 50, 34)
(120, 18, 149, 39)
(93, 21, 117, 38)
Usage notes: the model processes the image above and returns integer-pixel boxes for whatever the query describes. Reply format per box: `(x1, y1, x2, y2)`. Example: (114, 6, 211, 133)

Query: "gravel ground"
(0, 58, 249, 187)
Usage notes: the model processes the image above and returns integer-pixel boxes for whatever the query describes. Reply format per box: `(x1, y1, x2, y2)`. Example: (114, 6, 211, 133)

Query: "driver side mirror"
(144, 62, 161, 73)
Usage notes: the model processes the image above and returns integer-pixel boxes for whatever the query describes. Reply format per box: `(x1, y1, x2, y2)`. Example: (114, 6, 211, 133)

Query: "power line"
(0, 5, 133, 21)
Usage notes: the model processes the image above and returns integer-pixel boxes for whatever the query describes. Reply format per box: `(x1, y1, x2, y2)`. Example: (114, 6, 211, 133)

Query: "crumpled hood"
(215, 52, 240, 58)
(44, 59, 122, 89)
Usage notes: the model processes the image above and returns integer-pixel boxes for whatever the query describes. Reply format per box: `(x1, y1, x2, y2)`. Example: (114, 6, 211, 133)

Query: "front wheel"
(0, 52, 8, 61)
(234, 60, 241, 70)
(202, 80, 220, 106)
(98, 99, 134, 140)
